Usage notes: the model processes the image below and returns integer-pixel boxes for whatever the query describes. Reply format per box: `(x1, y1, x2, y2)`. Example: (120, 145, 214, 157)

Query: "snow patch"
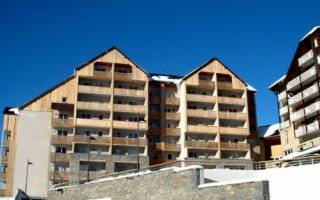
(300, 26, 320, 41)
(173, 165, 203, 172)
(257, 124, 279, 138)
(281, 145, 320, 160)
(246, 83, 257, 92)
(198, 177, 267, 188)
(150, 75, 181, 85)
(268, 75, 286, 89)
(9, 108, 19, 115)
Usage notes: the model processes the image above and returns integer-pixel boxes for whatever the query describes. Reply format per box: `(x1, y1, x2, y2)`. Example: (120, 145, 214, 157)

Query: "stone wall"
(48, 166, 269, 200)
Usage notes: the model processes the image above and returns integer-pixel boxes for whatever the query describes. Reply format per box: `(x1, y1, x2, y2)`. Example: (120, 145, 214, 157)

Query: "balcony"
(49, 171, 69, 182)
(2, 139, 9, 147)
(74, 135, 110, 144)
(77, 102, 110, 111)
(164, 112, 180, 120)
(165, 97, 180, 105)
(75, 118, 111, 128)
(217, 82, 233, 90)
(187, 125, 218, 134)
(51, 102, 74, 112)
(113, 104, 146, 113)
(113, 120, 148, 130)
(114, 88, 146, 98)
(187, 109, 217, 118)
(286, 76, 301, 91)
(295, 125, 307, 138)
(278, 91, 287, 102)
(300, 65, 317, 84)
(92, 70, 112, 80)
(78, 85, 112, 95)
(49, 153, 70, 162)
(112, 137, 147, 146)
(185, 140, 218, 149)
(280, 120, 290, 130)
(114, 72, 133, 81)
(187, 94, 215, 103)
(305, 101, 320, 117)
(164, 128, 181, 136)
(154, 143, 181, 152)
(198, 80, 215, 88)
(288, 92, 302, 107)
(219, 127, 249, 135)
(279, 106, 288, 116)
(51, 135, 73, 146)
(0, 172, 6, 180)
(218, 111, 247, 120)
(51, 118, 74, 128)
(307, 121, 319, 134)
(298, 49, 314, 67)
(302, 82, 319, 101)
(217, 96, 246, 105)
(290, 109, 305, 123)
(220, 142, 249, 150)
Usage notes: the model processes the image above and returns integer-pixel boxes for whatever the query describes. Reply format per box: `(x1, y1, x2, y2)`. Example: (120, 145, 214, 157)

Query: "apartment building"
(269, 26, 320, 158)
(0, 47, 258, 198)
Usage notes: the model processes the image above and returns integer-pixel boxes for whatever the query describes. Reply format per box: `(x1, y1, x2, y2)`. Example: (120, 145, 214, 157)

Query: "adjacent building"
(269, 26, 320, 159)
(0, 47, 258, 197)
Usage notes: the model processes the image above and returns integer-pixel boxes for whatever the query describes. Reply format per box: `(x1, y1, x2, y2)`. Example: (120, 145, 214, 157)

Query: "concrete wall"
(48, 166, 269, 200)
(13, 111, 51, 197)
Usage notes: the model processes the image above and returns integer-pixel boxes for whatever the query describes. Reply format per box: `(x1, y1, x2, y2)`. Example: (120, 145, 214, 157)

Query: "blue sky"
(0, 0, 319, 126)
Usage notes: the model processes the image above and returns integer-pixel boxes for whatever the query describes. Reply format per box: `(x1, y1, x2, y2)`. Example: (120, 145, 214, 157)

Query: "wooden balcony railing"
(185, 140, 218, 149)
(164, 128, 181, 136)
(49, 171, 70, 182)
(217, 96, 246, 105)
(1, 156, 8, 164)
(218, 111, 247, 120)
(0, 172, 7, 180)
(187, 125, 218, 134)
(112, 120, 148, 130)
(112, 137, 147, 146)
(113, 104, 146, 113)
(92, 71, 112, 80)
(51, 118, 74, 128)
(154, 143, 181, 152)
(77, 102, 110, 111)
(73, 135, 110, 144)
(220, 142, 249, 150)
(219, 127, 249, 135)
(164, 112, 180, 120)
(187, 94, 215, 103)
(198, 80, 215, 88)
(164, 97, 180, 105)
(49, 153, 71, 163)
(51, 135, 73, 146)
(217, 82, 233, 89)
(187, 109, 217, 118)
(75, 118, 111, 128)
(78, 85, 112, 95)
(114, 88, 146, 98)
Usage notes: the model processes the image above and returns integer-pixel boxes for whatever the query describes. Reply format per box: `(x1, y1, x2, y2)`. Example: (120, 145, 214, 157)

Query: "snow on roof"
(300, 26, 320, 41)
(268, 75, 286, 89)
(8, 107, 19, 115)
(198, 177, 268, 188)
(257, 124, 280, 138)
(281, 145, 320, 160)
(246, 83, 257, 92)
(150, 74, 182, 85)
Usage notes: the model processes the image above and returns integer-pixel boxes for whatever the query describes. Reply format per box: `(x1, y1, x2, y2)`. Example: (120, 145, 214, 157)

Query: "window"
(99, 115, 103, 120)
(55, 147, 67, 153)
(57, 130, 68, 136)
(98, 131, 103, 137)
(61, 97, 67, 103)
(85, 130, 90, 136)
(167, 154, 172, 160)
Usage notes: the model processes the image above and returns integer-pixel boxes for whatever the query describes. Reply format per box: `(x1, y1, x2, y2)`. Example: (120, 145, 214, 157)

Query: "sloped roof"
(257, 124, 280, 138)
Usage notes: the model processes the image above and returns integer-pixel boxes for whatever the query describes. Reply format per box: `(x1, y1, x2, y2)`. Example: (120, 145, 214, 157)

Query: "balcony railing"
(300, 65, 317, 83)
(220, 142, 249, 150)
(74, 135, 110, 144)
(1, 156, 8, 164)
(217, 96, 246, 105)
(51, 118, 74, 128)
(75, 118, 111, 128)
(290, 109, 305, 122)
(113, 104, 146, 113)
(165, 97, 180, 105)
(295, 125, 307, 138)
(302, 82, 319, 100)
(49, 153, 71, 163)
(112, 137, 147, 146)
(280, 120, 290, 130)
(51, 135, 73, 146)
(77, 102, 110, 111)
(0, 172, 7, 180)
(49, 171, 69, 182)
(185, 140, 218, 149)
(304, 101, 320, 117)
(114, 88, 146, 98)
(164, 112, 180, 120)
(114, 72, 133, 81)
(278, 91, 287, 102)
(218, 111, 247, 120)
(186, 94, 215, 103)
(92, 70, 112, 80)
(198, 80, 215, 88)
(112, 120, 148, 130)
(279, 106, 288, 116)
(187, 125, 218, 134)
(187, 109, 217, 118)
(287, 76, 301, 91)
(288, 92, 302, 107)
(219, 127, 249, 135)
(78, 85, 112, 95)
(154, 143, 181, 152)
(217, 82, 233, 89)
(298, 49, 314, 67)
(164, 128, 181, 136)
(307, 121, 319, 134)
